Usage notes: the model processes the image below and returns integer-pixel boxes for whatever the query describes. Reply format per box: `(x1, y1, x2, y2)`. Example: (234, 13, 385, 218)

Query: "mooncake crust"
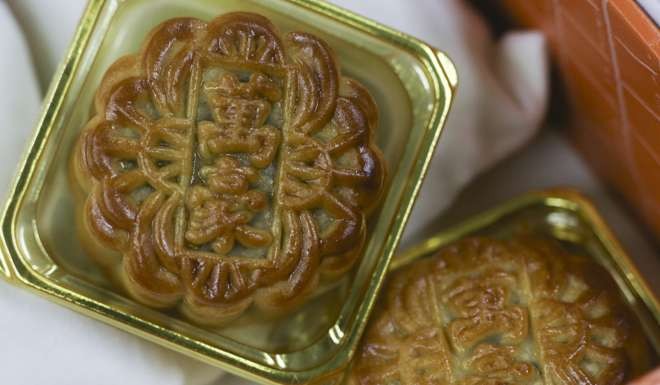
(71, 12, 385, 325)
(349, 237, 653, 385)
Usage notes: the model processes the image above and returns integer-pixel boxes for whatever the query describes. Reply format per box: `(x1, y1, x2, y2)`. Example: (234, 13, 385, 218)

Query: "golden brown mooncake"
(350, 237, 654, 385)
(70, 12, 385, 325)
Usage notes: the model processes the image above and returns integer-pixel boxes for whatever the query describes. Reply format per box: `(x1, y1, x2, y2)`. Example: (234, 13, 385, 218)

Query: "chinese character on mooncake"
(71, 12, 385, 325)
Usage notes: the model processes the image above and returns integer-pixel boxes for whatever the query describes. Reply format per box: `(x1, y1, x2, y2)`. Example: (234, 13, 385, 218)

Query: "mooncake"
(71, 12, 385, 325)
(350, 237, 653, 385)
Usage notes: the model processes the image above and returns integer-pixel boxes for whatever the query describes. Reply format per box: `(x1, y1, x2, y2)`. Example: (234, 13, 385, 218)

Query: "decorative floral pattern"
(73, 13, 385, 324)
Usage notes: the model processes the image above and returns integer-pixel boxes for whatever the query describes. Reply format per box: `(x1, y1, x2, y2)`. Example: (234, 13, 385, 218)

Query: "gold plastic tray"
(0, 0, 455, 384)
(392, 189, 660, 356)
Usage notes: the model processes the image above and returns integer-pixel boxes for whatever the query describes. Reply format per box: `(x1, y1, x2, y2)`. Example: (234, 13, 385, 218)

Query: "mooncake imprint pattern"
(350, 238, 650, 385)
(72, 13, 385, 325)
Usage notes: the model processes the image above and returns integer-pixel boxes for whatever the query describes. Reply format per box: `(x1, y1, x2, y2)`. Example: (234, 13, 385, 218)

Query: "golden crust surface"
(71, 13, 385, 325)
(350, 237, 653, 385)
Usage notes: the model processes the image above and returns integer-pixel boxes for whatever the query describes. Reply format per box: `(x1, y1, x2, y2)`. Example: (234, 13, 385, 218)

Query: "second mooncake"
(350, 237, 653, 385)
(71, 12, 385, 325)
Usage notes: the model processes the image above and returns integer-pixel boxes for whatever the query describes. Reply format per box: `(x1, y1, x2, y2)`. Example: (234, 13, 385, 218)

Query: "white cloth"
(638, 0, 660, 25)
(0, 0, 547, 384)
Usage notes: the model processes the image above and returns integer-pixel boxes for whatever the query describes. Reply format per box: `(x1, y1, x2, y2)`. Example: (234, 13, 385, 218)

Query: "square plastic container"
(344, 188, 658, 384)
(0, 1, 456, 384)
